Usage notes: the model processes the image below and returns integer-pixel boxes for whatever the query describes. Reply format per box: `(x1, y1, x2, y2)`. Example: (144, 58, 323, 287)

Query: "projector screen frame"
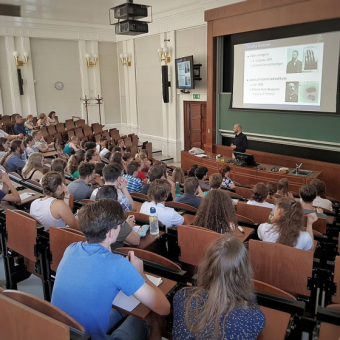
(224, 18, 340, 117)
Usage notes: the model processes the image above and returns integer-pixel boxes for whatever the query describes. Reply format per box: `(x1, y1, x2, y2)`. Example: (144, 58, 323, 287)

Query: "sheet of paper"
(232, 199, 239, 204)
(195, 154, 207, 158)
(132, 225, 140, 233)
(112, 274, 163, 312)
(20, 192, 36, 200)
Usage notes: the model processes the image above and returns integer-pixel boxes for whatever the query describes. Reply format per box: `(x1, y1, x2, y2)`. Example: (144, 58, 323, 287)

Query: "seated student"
(13, 115, 26, 136)
(47, 111, 58, 125)
(310, 179, 333, 212)
(195, 190, 237, 233)
(51, 199, 170, 340)
(68, 163, 95, 201)
(133, 159, 147, 183)
(247, 182, 276, 212)
(299, 184, 328, 220)
(94, 162, 105, 178)
(0, 139, 26, 172)
(37, 113, 47, 127)
(195, 166, 211, 190)
(24, 115, 35, 135)
(96, 136, 107, 153)
(0, 121, 23, 140)
(171, 167, 185, 186)
(32, 130, 53, 152)
(66, 153, 84, 179)
(90, 163, 135, 211)
(266, 181, 277, 200)
(136, 153, 151, 173)
(209, 173, 223, 190)
(75, 140, 87, 155)
(140, 179, 184, 227)
(276, 178, 294, 198)
(86, 149, 101, 164)
(0, 137, 9, 160)
(174, 177, 204, 209)
(63, 136, 80, 156)
(219, 164, 236, 189)
(30, 172, 78, 230)
(173, 234, 265, 340)
(23, 135, 35, 158)
(0, 172, 21, 203)
(116, 138, 126, 155)
(85, 141, 97, 153)
(99, 141, 114, 161)
(122, 152, 132, 166)
(122, 162, 143, 193)
(142, 165, 174, 201)
(188, 164, 198, 178)
(258, 197, 317, 250)
(22, 153, 44, 182)
(51, 158, 67, 184)
(95, 186, 140, 249)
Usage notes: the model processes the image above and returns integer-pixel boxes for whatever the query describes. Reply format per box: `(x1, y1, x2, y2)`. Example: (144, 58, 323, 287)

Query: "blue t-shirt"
(63, 143, 74, 155)
(173, 289, 265, 340)
(14, 123, 26, 136)
(51, 242, 145, 340)
(6, 154, 26, 171)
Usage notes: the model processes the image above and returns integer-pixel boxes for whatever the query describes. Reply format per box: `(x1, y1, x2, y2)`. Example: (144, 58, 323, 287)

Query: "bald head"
(233, 124, 242, 134)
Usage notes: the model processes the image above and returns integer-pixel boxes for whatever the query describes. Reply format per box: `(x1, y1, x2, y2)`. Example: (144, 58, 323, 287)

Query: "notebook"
(112, 274, 163, 312)
(20, 192, 36, 200)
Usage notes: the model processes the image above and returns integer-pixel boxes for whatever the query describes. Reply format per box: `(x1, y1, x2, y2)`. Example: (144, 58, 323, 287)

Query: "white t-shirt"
(313, 197, 333, 212)
(140, 201, 184, 227)
(99, 148, 109, 159)
(0, 130, 9, 138)
(247, 200, 276, 212)
(258, 223, 313, 250)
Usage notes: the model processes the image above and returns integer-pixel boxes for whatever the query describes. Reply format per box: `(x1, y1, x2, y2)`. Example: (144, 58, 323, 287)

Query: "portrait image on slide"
(285, 81, 299, 102)
(286, 47, 303, 73)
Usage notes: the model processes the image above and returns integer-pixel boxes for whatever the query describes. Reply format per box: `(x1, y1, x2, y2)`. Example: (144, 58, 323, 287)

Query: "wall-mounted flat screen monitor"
(175, 55, 195, 89)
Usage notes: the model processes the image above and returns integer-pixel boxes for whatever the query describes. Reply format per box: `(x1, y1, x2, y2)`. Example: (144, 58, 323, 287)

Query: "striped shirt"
(122, 174, 143, 193)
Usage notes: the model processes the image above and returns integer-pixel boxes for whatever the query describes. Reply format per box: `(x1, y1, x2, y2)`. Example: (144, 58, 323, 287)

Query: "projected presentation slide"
(177, 61, 191, 88)
(233, 32, 340, 112)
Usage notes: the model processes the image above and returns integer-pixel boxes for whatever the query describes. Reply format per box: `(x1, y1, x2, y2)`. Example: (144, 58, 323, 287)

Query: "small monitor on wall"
(175, 55, 195, 90)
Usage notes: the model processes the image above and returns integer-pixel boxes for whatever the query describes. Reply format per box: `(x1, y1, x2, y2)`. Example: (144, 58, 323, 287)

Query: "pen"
(238, 226, 245, 234)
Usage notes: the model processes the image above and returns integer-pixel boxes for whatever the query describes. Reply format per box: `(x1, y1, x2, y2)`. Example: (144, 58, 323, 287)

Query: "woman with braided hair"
(30, 171, 78, 230)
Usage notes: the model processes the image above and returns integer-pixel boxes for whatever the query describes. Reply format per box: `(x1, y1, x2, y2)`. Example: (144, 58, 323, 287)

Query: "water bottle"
(149, 207, 159, 235)
(175, 182, 181, 197)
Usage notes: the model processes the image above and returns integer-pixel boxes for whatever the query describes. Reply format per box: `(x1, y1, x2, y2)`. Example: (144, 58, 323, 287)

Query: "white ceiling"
(0, 0, 233, 25)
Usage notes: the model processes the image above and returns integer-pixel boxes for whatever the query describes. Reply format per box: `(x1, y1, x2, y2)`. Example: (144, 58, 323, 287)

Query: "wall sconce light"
(13, 51, 29, 67)
(119, 53, 131, 66)
(157, 47, 170, 63)
(85, 53, 98, 67)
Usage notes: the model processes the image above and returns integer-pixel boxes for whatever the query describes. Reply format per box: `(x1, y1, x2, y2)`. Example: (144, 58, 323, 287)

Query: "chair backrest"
(304, 215, 327, 235)
(132, 134, 138, 147)
(177, 225, 222, 266)
(130, 145, 138, 156)
(67, 130, 75, 140)
(40, 127, 49, 139)
(258, 306, 290, 340)
(223, 190, 244, 200)
(236, 214, 256, 224)
(3, 290, 85, 332)
(0, 294, 70, 340)
(92, 123, 102, 135)
(81, 199, 95, 204)
(49, 227, 86, 272)
(249, 239, 313, 296)
(124, 136, 132, 147)
(65, 119, 75, 130)
(130, 192, 150, 202)
(165, 201, 198, 214)
(83, 124, 93, 137)
(235, 186, 253, 200)
(318, 322, 340, 340)
(237, 202, 271, 224)
(333, 256, 340, 303)
(47, 125, 57, 135)
(75, 127, 84, 139)
(6, 210, 38, 262)
(123, 211, 164, 226)
(143, 142, 152, 158)
(56, 123, 65, 133)
(110, 129, 120, 140)
(115, 247, 181, 270)
(95, 133, 102, 142)
(75, 119, 85, 128)
(69, 194, 74, 210)
(327, 304, 340, 311)
(102, 130, 110, 140)
(253, 279, 296, 300)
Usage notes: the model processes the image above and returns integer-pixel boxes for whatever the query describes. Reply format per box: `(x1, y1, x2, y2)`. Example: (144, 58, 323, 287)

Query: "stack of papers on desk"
(195, 154, 207, 158)
(20, 192, 35, 200)
(113, 275, 163, 311)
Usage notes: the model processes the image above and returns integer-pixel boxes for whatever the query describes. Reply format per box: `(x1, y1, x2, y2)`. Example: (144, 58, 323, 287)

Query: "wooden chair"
(304, 215, 327, 235)
(102, 130, 111, 141)
(130, 192, 149, 202)
(177, 225, 222, 266)
(56, 123, 65, 134)
(92, 123, 102, 135)
(75, 119, 85, 128)
(0, 294, 70, 340)
(49, 227, 85, 272)
(110, 129, 120, 140)
(115, 247, 181, 270)
(253, 280, 296, 300)
(67, 130, 75, 140)
(258, 306, 290, 340)
(47, 125, 57, 136)
(237, 202, 272, 224)
(69, 194, 74, 211)
(327, 304, 340, 311)
(249, 240, 314, 297)
(333, 256, 340, 304)
(165, 201, 197, 214)
(131, 134, 138, 147)
(143, 142, 152, 159)
(123, 211, 164, 227)
(75, 127, 85, 140)
(124, 136, 132, 148)
(223, 190, 245, 200)
(83, 124, 93, 138)
(81, 199, 95, 204)
(236, 214, 256, 224)
(95, 133, 102, 143)
(54, 132, 62, 145)
(3, 290, 85, 332)
(130, 145, 138, 156)
(235, 186, 253, 200)
(65, 119, 75, 131)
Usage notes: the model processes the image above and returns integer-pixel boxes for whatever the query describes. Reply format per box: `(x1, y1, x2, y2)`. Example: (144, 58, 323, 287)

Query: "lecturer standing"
(231, 124, 248, 153)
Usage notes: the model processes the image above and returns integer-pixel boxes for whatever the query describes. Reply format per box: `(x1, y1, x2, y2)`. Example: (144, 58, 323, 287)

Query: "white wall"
(0, 37, 11, 115)
(31, 38, 82, 122)
(99, 42, 120, 124)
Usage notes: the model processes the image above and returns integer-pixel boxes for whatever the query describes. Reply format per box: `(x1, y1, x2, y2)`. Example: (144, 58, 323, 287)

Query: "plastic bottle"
(149, 207, 159, 235)
(175, 182, 181, 197)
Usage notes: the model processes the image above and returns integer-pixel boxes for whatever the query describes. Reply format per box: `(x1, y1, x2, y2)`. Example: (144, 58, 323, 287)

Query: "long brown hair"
(0, 139, 23, 166)
(195, 190, 238, 233)
(184, 235, 255, 339)
(271, 197, 303, 247)
(277, 178, 289, 196)
(22, 153, 44, 178)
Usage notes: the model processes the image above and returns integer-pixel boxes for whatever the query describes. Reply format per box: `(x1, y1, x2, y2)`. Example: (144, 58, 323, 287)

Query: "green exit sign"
(193, 94, 200, 99)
